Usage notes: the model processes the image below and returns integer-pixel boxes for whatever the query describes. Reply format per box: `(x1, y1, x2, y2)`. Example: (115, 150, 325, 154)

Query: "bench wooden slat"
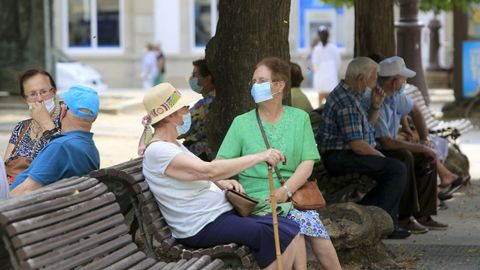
(201, 259, 225, 270)
(138, 190, 154, 203)
(146, 261, 168, 270)
(79, 242, 139, 270)
(0, 183, 107, 225)
(36, 234, 132, 270)
(0, 177, 99, 214)
(184, 255, 211, 270)
(129, 257, 157, 270)
(101, 251, 147, 270)
(22, 224, 129, 269)
(8, 192, 115, 235)
(11, 202, 121, 248)
(16, 211, 125, 260)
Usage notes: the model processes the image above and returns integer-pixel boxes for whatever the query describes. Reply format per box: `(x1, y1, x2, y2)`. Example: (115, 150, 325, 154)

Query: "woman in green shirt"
(217, 57, 341, 270)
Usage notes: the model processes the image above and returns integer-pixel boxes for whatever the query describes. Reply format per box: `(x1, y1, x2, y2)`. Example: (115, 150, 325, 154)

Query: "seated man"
(363, 56, 447, 233)
(317, 57, 409, 239)
(290, 62, 313, 112)
(9, 86, 100, 196)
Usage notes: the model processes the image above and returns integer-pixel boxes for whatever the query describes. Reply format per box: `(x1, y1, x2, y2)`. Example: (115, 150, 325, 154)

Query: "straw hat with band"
(143, 83, 201, 126)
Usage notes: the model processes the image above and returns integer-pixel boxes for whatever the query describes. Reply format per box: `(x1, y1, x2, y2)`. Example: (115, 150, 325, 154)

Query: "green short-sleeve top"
(216, 106, 320, 200)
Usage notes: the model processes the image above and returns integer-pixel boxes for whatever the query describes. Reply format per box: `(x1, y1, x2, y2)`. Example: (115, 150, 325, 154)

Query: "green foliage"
(321, 0, 353, 7)
(323, 0, 480, 12)
(419, 0, 480, 12)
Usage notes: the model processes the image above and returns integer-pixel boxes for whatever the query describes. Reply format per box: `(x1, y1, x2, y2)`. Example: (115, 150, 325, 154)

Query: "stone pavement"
(0, 88, 479, 269)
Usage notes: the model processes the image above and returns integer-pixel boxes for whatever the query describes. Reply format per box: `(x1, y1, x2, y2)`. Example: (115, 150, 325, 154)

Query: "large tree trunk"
(205, 0, 291, 153)
(0, 0, 50, 94)
(354, 0, 395, 57)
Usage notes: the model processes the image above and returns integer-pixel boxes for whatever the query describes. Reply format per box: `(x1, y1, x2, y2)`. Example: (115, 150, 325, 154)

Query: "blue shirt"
(10, 130, 100, 190)
(362, 91, 413, 138)
(318, 80, 376, 153)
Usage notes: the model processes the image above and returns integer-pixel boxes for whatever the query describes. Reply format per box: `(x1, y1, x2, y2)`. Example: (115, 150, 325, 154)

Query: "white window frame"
(189, 0, 218, 53)
(62, 0, 125, 55)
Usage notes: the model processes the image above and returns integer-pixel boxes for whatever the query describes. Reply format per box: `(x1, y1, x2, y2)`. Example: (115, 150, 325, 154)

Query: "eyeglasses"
(25, 88, 54, 99)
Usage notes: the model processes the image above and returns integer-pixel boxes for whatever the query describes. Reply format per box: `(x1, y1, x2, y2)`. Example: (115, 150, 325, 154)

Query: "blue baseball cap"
(59, 85, 99, 118)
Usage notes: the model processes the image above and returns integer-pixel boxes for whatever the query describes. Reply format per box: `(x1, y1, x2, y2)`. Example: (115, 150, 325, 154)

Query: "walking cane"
(268, 165, 283, 270)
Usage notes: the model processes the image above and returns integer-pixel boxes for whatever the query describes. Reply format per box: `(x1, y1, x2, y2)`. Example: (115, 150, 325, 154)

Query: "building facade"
(53, 0, 452, 90)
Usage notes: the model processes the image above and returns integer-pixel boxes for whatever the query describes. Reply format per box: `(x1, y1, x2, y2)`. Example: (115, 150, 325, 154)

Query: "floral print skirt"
(287, 208, 330, 239)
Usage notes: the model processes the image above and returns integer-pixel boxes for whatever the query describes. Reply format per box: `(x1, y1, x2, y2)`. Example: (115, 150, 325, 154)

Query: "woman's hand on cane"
(262, 148, 286, 167)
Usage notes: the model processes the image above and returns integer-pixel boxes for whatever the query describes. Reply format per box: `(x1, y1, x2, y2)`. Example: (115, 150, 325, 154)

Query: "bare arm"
(378, 136, 436, 160)
(367, 107, 381, 126)
(274, 160, 314, 202)
(10, 177, 43, 196)
(164, 148, 285, 182)
(349, 140, 384, 157)
(410, 104, 429, 141)
(400, 116, 419, 142)
(367, 86, 385, 126)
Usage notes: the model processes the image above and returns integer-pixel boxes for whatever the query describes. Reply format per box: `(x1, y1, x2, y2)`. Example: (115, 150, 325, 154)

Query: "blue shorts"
(177, 210, 299, 268)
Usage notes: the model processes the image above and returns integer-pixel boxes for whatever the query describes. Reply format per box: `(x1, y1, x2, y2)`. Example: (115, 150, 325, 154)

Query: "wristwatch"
(282, 185, 292, 198)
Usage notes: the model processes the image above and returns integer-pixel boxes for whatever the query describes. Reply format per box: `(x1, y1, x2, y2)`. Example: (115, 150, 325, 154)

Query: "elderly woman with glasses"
(217, 57, 341, 270)
(3, 69, 61, 183)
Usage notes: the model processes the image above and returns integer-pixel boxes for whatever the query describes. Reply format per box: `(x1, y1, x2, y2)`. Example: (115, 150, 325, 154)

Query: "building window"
(65, 0, 123, 52)
(191, 0, 218, 51)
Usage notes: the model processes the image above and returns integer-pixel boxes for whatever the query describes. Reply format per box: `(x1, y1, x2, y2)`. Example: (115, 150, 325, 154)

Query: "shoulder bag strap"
(255, 108, 285, 184)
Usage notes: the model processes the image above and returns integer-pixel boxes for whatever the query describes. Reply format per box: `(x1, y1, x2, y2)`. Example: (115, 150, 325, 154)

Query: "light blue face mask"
(176, 112, 192, 136)
(251, 82, 273, 103)
(188, 76, 203, 93)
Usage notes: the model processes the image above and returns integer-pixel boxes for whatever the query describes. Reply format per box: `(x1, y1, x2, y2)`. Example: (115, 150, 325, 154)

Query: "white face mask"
(44, 97, 55, 113)
(176, 112, 192, 136)
(28, 97, 55, 113)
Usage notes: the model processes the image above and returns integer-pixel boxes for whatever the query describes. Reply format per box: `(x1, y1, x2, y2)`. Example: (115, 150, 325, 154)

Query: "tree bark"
(0, 0, 48, 94)
(205, 0, 291, 153)
(354, 0, 395, 57)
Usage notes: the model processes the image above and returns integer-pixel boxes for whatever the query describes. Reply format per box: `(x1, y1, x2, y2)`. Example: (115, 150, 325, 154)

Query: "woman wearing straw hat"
(217, 57, 341, 270)
(141, 83, 301, 270)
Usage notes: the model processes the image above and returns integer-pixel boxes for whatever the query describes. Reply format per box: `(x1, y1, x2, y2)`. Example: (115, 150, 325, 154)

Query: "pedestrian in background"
(311, 26, 341, 106)
(141, 43, 159, 90)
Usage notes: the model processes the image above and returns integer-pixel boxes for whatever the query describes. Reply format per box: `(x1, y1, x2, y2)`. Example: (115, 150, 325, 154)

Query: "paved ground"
(1, 88, 479, 269)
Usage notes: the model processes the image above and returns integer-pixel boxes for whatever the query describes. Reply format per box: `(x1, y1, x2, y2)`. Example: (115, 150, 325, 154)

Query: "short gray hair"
(345, 57, 379, 81)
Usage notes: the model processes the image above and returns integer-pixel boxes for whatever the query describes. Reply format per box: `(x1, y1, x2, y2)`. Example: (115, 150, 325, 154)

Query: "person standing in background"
(154, 43, 166, 85)
(141, 43, 159, 90)
(311, 26, 341, 106)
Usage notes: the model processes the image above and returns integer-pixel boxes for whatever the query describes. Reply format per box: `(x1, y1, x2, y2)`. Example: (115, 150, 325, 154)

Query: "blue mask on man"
(188, 76, 203, 93)
(251, 82, 273, 103)
(176, 112, 192, 136)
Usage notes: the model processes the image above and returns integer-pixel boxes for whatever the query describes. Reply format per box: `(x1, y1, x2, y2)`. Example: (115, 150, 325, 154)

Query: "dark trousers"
(323, 150, 407, 225)
(381, 149, 437, 218)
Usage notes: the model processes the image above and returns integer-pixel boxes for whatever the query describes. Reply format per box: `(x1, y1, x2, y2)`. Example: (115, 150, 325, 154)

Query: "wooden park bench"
(0, 176, 224, 270)
(404, 84, 474, 140)
(90, 159, 257, 269)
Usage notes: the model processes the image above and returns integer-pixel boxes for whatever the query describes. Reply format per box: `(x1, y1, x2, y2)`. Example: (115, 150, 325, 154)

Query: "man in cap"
(362, 56, 448, 233)
(318, 57, 410, 239)
(9, 85, 100, 196)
